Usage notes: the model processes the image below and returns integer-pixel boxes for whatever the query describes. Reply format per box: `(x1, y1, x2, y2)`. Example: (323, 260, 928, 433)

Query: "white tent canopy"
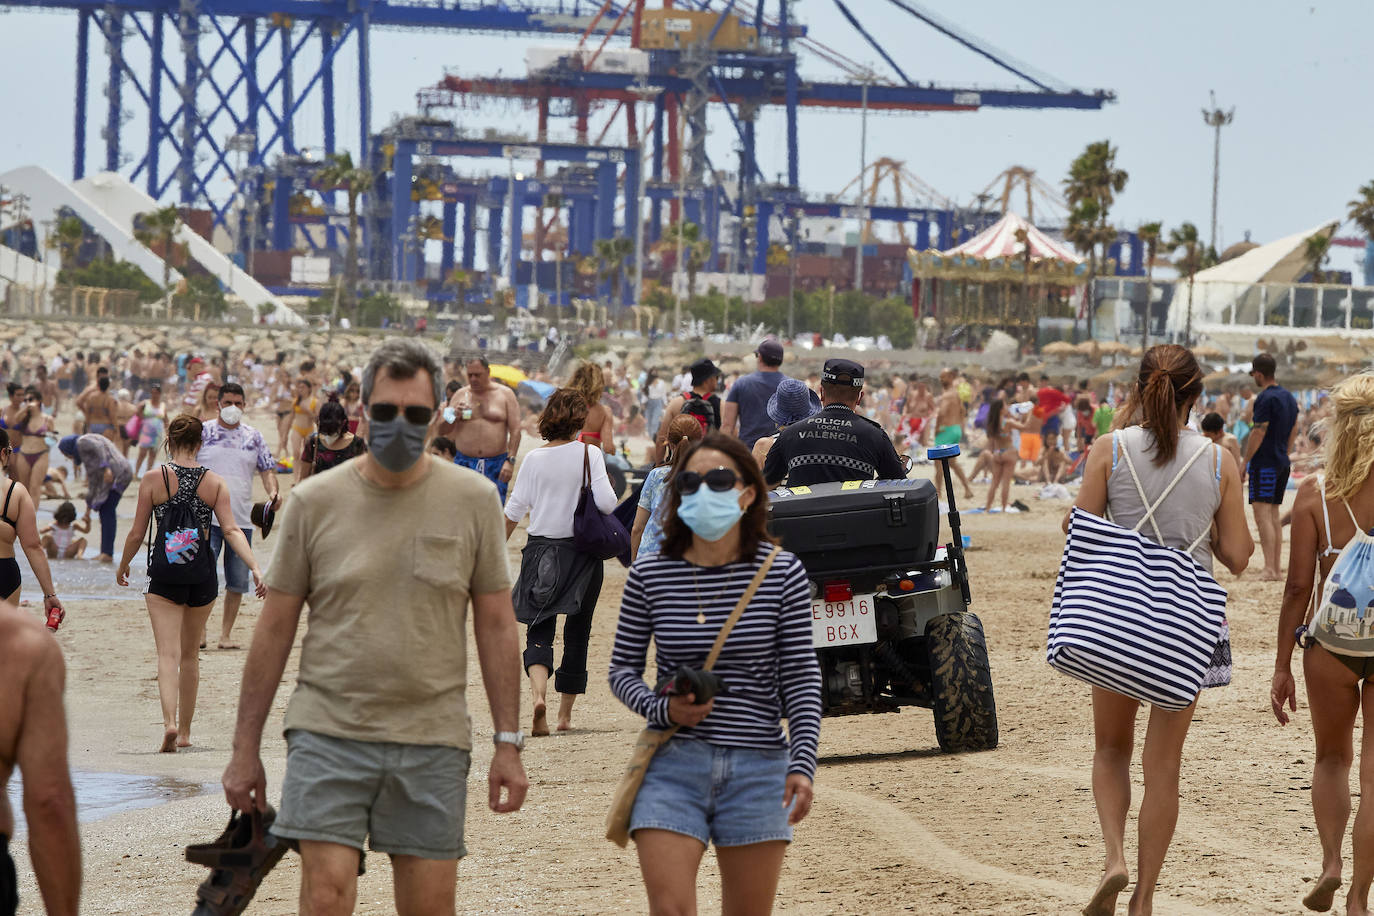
(1167, 220, 1339, 333)
(942, 211, 1082, 264)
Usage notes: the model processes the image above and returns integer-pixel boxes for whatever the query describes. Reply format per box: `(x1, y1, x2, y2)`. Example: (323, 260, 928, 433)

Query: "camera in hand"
(655, 666, 728, 703)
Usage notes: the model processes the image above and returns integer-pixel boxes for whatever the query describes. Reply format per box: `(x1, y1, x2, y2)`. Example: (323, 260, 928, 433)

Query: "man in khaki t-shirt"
(222, 339, 528, 914)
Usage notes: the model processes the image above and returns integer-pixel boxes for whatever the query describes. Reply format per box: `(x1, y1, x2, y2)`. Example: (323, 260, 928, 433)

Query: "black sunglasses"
(368, 403, 435, 425)
(675, 467, 740, 495)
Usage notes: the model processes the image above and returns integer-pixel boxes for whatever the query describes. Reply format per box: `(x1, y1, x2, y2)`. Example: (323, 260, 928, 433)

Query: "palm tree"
(1063, 141, 1129, 337)
(1137, 221, 1162, 349)
(1166, 222, 1204, 343)
(1304, 233, 1332, 285)
(656, 221, 713, 300)
(133, 205, 182, 316)
(1348, 181, 1374, 240)
(594, 237, 634, 307)
(318, 151, 374, 321)
(46, 215, 85, 313)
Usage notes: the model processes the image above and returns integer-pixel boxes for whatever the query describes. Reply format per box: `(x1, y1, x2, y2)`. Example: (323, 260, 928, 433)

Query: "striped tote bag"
(1047, 440, 1229, 710)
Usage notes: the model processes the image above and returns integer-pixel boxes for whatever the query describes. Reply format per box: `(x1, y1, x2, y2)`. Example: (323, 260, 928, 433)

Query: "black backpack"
(149, 465, 214, 584)
(682, 392, 720, 431)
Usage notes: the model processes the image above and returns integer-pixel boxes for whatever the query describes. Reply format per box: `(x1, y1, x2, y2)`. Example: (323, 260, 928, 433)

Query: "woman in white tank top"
(1064, 344, 1253, 916)
(1272, 371, 1374, 913)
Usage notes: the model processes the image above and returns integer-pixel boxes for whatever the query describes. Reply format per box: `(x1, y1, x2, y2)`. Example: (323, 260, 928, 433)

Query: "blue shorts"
(1248, 463, 1289, 505)
(453, 450, 508, 503)
(209, 525, 253, 594)
(630, 736, 793, 848)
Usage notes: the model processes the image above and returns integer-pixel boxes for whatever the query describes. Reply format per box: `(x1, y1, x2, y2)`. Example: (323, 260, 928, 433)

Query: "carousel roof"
(942, 211, 1083, 264)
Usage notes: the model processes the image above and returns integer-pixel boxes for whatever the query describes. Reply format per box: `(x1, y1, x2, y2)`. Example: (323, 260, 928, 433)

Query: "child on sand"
(40, 501, 90, 559)
(42, 467, 71, 500)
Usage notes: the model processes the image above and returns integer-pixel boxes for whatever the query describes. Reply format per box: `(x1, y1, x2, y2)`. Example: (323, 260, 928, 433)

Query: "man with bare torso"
(0, 603, 81, 916)
(447, 357, 522, 502)
(933, 369, 975, 500)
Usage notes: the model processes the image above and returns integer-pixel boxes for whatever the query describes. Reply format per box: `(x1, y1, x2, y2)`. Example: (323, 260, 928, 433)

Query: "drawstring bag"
(1047, 439, 1229, 710)
(1309, 507, 1374, 656)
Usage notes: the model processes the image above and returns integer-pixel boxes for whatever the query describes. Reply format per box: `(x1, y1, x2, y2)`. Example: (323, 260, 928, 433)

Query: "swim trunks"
(934, 424, 962, 447)
(1247, 462, 1289, 505)
(454, 450, 509, 503)
(1018, 432, 1043, 463)
(0, 832, 16, 916)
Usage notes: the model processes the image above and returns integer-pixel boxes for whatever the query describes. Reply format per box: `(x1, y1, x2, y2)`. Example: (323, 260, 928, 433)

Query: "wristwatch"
(493, 730, 525, 751)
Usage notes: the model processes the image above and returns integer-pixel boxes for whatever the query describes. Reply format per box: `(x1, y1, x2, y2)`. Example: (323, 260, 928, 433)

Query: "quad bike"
(768, 444, 998, 753)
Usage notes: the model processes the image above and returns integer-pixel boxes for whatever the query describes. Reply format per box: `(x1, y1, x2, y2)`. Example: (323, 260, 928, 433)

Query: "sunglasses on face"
(368, 402, 434, 425)
(675, 467, 741, 495)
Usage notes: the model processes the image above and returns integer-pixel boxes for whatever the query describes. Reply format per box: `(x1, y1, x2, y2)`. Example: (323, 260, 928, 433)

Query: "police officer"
(763, 357, 906, 487)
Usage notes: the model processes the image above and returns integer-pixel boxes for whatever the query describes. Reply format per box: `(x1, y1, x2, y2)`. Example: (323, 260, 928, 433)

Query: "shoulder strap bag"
(1047, 433, 1229, 709)
(573, 443, 630, 561)
(605, 545, 782, 847)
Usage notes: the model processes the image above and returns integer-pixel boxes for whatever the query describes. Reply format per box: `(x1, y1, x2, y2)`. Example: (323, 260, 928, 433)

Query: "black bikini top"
(1, 480, 17, 528)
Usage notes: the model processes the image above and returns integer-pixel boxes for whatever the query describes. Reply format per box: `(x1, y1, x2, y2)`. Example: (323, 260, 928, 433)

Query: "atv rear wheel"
(925, 612, 998, 753)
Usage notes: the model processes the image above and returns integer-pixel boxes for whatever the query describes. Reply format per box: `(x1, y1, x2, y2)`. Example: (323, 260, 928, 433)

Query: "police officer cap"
(822, 358, 865, 387)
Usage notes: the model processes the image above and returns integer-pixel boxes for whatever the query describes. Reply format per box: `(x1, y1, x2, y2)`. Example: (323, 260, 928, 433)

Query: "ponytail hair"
(1113, 344, 1203, 465)
(661, 414, 704, 467)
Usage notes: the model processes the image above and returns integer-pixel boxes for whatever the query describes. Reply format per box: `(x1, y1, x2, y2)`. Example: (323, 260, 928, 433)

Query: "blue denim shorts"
(629, 736, 793, 847)
(209, 525, 252, 594)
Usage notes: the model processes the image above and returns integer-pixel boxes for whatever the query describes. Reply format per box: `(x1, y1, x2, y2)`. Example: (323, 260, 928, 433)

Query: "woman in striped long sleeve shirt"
(609, 433, 822, 914)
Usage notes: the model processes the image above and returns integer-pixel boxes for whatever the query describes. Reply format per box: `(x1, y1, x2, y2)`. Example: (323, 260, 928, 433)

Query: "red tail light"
(823, 581, 853, 603)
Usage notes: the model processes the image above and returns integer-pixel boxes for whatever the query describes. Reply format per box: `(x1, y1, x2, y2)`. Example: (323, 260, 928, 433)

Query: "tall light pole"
(855, 75, 870, 294)
(629, 82, 661, 328)
(1201, 91, 1234, 255)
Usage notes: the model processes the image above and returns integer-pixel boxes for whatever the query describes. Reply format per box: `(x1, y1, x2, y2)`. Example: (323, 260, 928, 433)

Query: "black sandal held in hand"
(187, 806, 289, 916)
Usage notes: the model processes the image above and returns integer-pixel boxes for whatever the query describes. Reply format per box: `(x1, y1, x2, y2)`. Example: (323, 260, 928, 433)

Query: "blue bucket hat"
(767, 378, 821, 427)
(57, 434, 80, 460)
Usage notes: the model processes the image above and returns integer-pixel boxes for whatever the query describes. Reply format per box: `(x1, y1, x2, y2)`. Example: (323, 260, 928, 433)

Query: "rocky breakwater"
(0, 318, 426, 370)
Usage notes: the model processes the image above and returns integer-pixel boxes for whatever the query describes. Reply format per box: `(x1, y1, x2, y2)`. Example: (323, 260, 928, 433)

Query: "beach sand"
(5, 432, 1326, 915)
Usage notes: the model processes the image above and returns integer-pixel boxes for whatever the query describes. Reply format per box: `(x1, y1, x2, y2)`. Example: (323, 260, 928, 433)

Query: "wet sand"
(5, 431, 1330, 915)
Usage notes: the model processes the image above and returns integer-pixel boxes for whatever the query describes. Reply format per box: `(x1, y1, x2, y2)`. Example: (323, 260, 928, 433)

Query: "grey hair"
(361, 338, 443, 408)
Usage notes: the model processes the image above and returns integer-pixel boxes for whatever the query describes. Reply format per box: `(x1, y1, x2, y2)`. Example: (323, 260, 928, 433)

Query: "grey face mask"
(367, 416, 429, 473)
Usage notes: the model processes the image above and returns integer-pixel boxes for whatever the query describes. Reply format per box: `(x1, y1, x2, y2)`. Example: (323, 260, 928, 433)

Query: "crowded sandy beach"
(0, 316, 1369, 916)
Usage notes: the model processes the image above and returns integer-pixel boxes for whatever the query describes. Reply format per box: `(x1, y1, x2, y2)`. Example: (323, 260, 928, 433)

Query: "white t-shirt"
(648, 378, 670, 404)
(504, 442, 618, 538)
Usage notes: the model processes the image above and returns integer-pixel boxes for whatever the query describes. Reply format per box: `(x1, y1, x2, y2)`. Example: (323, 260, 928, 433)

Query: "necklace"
(690, 565, 733, 624)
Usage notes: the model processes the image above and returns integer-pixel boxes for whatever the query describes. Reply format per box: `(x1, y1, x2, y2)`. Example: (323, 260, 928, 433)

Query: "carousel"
(907, 212, 1092, 343)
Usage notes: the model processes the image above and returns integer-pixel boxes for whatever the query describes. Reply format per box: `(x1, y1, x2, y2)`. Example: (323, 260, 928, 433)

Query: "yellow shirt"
(265, 457, 512, 749)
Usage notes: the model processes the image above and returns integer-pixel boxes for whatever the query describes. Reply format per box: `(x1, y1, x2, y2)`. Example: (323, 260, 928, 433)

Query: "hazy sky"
(1, 0, 1369, 268)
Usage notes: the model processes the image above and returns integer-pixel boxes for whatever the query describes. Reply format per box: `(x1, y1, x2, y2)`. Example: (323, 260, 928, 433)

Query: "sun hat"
(767, 378, 822, 427)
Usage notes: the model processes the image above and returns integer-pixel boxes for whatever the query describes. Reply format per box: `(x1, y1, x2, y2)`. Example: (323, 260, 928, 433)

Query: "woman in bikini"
(76, 376, 119, 442)
(341, 380, 367, 439)
(0, 429, 62, 621)
(568, 360, 614, 454)
(1273, 372, 1374, 915)
(10, 389, 52, 500)
(271, 366, 294, 456)
(288, 378, 318, 461)
(977, 393, 1019, 514)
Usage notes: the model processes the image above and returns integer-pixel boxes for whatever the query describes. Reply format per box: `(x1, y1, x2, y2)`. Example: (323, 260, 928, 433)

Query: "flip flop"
(187, 806, 290, 916)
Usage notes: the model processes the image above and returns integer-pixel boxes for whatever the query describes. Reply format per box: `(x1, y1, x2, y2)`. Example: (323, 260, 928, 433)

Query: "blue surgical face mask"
(677, 487, 746, 542)
(368, 416, 429, 473)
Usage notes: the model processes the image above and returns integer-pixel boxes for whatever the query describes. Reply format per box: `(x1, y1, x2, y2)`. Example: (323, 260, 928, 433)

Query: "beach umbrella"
(1075, 340, 1100, 355)
(1191, 345, 1225, 360)
(1042, 341, 1077, 357)
(1097, 341, 1131, 356)
(516, 379, 555, 410)
(488, 363, 528, 389)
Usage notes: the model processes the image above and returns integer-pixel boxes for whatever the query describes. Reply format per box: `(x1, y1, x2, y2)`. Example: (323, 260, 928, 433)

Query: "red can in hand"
(45, 603, 65, 632)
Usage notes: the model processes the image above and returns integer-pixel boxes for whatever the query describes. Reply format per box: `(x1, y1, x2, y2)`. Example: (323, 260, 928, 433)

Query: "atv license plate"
(811, 593, 878, 648)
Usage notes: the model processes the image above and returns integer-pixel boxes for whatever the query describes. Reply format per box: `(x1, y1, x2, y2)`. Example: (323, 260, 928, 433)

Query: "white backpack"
(1310, 493, 1374, 656)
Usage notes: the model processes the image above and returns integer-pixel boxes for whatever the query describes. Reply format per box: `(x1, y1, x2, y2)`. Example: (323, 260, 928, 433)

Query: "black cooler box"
(768, 479, 940, 591)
